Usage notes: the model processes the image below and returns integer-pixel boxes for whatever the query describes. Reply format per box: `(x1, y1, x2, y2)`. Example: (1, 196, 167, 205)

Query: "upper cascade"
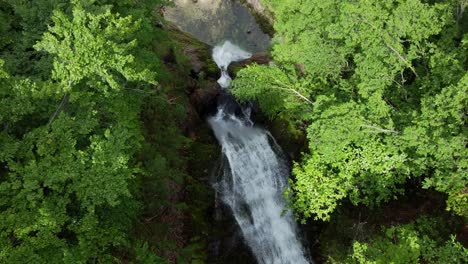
(212, 41, 251, 88)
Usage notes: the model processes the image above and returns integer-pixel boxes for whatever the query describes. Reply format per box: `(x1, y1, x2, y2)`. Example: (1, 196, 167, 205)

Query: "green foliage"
(134, 241, 167, 264)
(0, 59, 6, 78)
(232, 64, 313, 119)
(347, 220, 468, 264)
(287, 154, 348, 221)
(0, 0, 190, 262)
(235, 0, 468, 221)
(177, 238, 206, 264)
(405, 73, 468, 217)
(34, 4, 156, 93)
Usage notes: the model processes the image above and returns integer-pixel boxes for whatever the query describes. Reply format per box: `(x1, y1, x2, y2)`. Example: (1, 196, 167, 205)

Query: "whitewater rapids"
(208, 41, 310, 264)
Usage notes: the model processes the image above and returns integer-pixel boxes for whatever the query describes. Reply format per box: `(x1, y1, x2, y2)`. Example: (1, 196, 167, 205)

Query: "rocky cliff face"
(239, 0, 274, 37)
(164, 0, 270, 52)
(245, 0, 265, 13)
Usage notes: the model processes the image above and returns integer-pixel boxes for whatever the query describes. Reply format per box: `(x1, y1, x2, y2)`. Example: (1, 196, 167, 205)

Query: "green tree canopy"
(0, 2, 168, 262)
(233, 0, 467, 221)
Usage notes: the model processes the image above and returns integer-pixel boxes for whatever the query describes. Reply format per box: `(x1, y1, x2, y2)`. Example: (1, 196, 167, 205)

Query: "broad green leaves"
(288, 154, 350, 221)
(34, 4, 156, 94)
(0, 2, 163, 262)
(404, 73, 468, 217)
(349, 219, 468, 263)
(74, 127, 136, 209)
(232, 64, 313, 119)
(235, 0, 468, 220)
(267, 0, 346, 80)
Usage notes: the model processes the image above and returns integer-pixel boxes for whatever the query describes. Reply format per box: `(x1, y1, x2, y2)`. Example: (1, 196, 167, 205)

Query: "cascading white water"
(209, 41, 310, 264)
(213, 41, 252, 88)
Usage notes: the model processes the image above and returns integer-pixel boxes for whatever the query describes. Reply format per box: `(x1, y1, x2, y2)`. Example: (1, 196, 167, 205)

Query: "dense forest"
(0, 0, 466, 263)
(234, 0, 467, 262)
(0, 0, 204, 262)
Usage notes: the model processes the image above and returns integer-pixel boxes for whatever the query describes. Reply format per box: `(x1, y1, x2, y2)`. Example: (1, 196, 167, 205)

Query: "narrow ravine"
(208, 41, 310, 264)
(164, 1, 312, 262)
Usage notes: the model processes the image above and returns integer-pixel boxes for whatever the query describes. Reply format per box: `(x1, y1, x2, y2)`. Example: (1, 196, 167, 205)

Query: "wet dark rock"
(228, 52, 271, 77)
(190, 82, 220, 118)
(458, 225, 468, 247)
(163, 48, 177, 64)
(207, 193, 257, 264)
(155, 20, 164, 28)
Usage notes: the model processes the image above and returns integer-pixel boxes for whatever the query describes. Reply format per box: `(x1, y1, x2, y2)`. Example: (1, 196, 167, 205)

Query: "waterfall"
(209, 41, 310, 264)
(213, 41, 252, 88)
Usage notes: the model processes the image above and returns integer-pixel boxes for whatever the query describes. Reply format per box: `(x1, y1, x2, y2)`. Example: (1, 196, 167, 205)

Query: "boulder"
(242, 0, 275, 36)
(189, 81, 220, 118)
(228, 52, 271, 77)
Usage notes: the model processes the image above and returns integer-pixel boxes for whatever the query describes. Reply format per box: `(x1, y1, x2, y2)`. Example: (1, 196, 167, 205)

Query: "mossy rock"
(167, 23, 219, 79)
(239, 0, 275, 37)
